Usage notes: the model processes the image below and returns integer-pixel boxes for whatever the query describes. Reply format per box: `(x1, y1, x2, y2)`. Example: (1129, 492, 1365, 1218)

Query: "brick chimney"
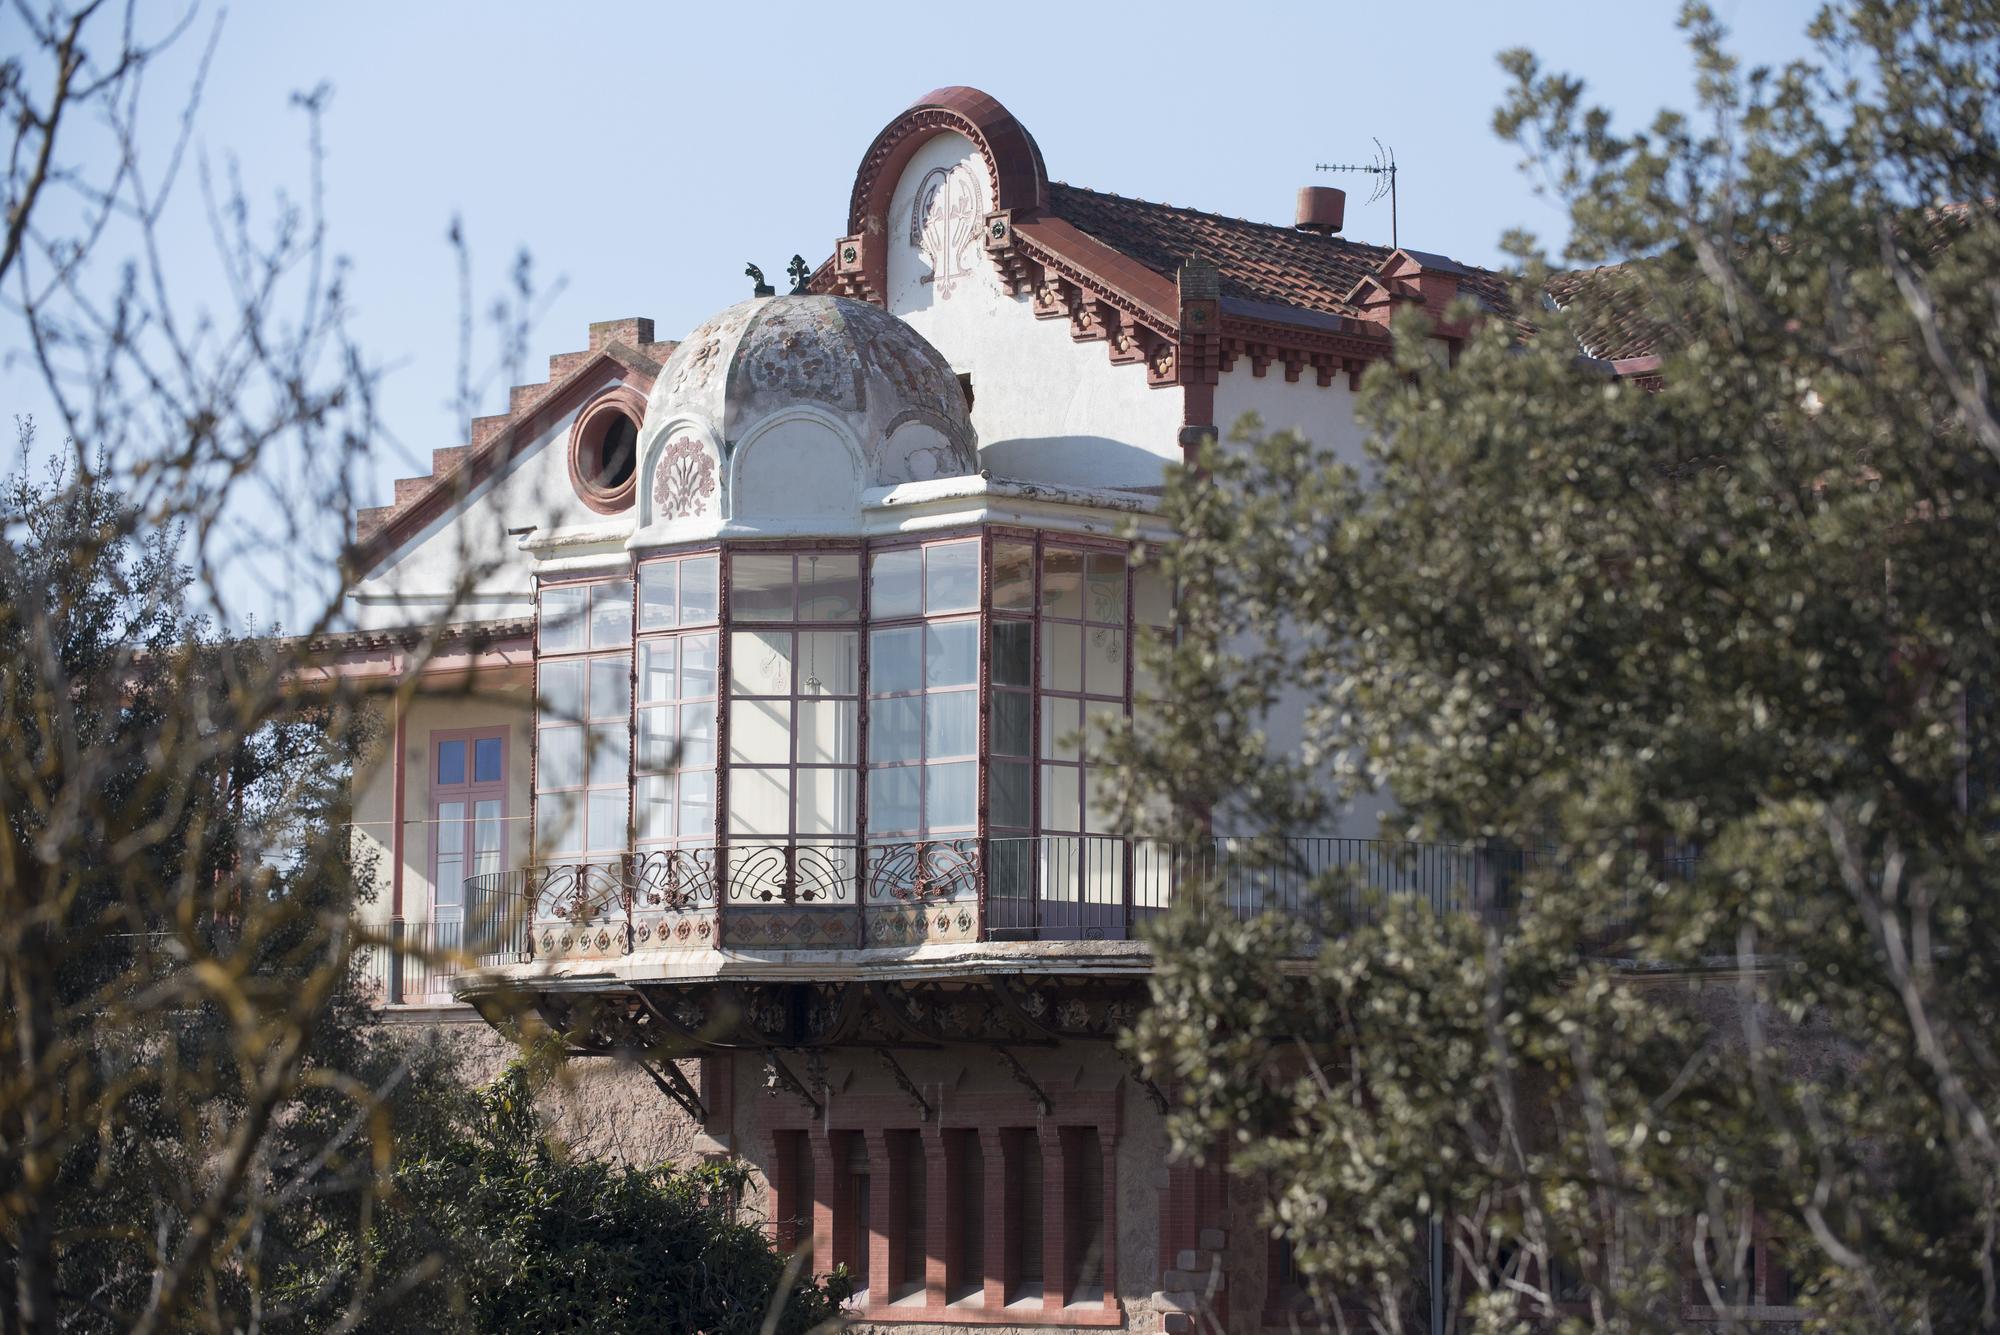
(1295, 185, 1345, 235)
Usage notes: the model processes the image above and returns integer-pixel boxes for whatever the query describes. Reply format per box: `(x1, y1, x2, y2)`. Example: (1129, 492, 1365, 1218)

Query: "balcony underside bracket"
(993, 1044, 1051, 1116)
(632, 1052, 708, 1122)
(1115, 1042, 1169, 1114)
(763, 1049, 824, 1119)
(875, 1048, 932, 1121)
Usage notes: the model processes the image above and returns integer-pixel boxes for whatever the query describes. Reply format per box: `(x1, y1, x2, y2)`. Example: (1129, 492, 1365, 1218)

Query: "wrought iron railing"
(470, 835, 1676, 959)
(354, 887, 534, 1004)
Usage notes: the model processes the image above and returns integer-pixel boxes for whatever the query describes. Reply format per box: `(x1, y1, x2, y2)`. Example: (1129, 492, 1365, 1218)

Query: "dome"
(637, 295, 976, 532)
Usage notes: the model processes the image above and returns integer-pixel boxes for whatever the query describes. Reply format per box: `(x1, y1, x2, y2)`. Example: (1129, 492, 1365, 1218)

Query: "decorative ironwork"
(532, 861, 624, 923)
(762, 1050, 823, 1118)
(632, 847, 717, 912)
(728, 844, 853, 905)
(786, 254, 811, 295)
(633, 1053, 708, 1122)
(746, 262, 774, 297)
(994, 1044, 1051, 1116)
(876, 1048, 932, 1121)
(864, 838, 980, 904)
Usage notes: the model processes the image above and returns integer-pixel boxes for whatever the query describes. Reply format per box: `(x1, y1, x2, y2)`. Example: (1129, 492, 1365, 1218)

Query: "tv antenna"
(1316, 140, 1398, 249)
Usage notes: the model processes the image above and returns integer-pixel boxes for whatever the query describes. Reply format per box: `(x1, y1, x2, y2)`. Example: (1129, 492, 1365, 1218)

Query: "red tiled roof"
(1544, 264, 1671, 363)
(1045, 182, 1517, 321)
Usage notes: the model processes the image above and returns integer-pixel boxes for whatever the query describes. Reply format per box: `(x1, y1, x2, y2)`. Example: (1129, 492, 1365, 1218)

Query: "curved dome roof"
(647, 294, 976, 486)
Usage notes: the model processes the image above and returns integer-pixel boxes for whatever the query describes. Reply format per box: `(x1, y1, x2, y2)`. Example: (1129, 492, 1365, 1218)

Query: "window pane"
(797, 630, 859, 696)
(1084, 627, 1125, 697)
(729, 698, 792, 765)
(925, 762, 977, 831)
(437, 801, 466, 853)
(992, 760, 1031, 828)
(869, 695, 922, 764)
(1085, 552, 1125, 624)
(638, 706, 675, 774)
(678, 770, 715, 838)
(992, 690, 1030, 758)
(1042, 621, 1082, 692)
(682, 632, 718, 697)
(680, 702, 716, 768)
(1085, 772, 1119, 834)
(435, 855, 464, 909)
(636, 774, 675, 841)
(795, 769, 857, 837)
(639, 561, 678, 631)
(474, 799, 502, 867)
(869, 548, 922, 619)
(1133, 561, 1172, 627)
(729, 767, 790, 837)
(1042, 549, 1084, 619)
(796, 699, 857, 765)
(587, 790, 628, 851)
(926, 691, 977, 758)
(473, 736, 503, 784)
(990, 621, 1031, 687)
(539, 586, 586, 652)
(537, 726, 584, 791)
(639, 638, 677, 703)
(590, 656, 631, 720)
(731, 553, 795, 620)
(588, 722, 629, 787)
(992, 540, 1034, 611)
(436, 739, 466, 786)
(681, 555, 720, 624)
(798, 552, 862, 622)
(926, 621, 977, 688)
(867, 766, 921, 836)
(539, 792, 585, 858)
(868, 627, 922, 695)
(590, 580, 632, 649)
(1041, 764, 1080, 830)
(924, 541, 979, 612)
(1042, 697, 1082, 762)
(730, 629, 793, 697)
(538, 660, 584, 722)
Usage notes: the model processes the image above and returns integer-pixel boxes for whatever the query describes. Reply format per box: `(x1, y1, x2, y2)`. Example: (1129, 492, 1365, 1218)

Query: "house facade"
(333, 87, 1696, 1331)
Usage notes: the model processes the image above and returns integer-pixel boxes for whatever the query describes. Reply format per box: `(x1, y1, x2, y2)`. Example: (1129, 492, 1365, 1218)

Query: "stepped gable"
(352, 317, 677, 567)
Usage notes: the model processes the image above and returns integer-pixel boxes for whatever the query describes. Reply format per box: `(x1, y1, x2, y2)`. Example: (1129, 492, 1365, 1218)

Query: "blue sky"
(2, 0, 1824, 605)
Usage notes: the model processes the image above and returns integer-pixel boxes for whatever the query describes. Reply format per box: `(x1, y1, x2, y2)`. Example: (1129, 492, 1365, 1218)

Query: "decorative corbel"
(1282, 352, 1307, 383)
(875, 1049, 932, 1121)
(763, 1050, 824, 1119)
(1071, 297, 1112, 344)
(1032, 271, 1077, 321)
(830, 234, 878, 304)
(982, 210, 1036, 294)
(994, 1044, 1052, 1116)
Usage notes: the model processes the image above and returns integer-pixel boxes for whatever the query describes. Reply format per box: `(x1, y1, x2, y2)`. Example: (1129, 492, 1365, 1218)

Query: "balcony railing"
(355, 888, 535, 1004)
(456, 836, 1612, 965)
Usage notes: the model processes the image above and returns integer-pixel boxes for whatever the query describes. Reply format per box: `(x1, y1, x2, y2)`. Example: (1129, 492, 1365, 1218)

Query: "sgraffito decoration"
(909, 164, 980, 298)
(652, 436, 716, 520)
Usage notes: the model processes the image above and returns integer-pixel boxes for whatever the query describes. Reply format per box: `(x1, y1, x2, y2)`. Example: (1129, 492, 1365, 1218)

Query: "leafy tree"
(279, 1057, 852, 1335)
(1121, 2, 2000, 1331)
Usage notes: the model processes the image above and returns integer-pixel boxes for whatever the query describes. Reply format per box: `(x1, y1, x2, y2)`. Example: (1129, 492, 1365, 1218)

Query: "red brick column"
(811, 1133, 848, 1280)
(768, 1129, 802, 1253)
(1100, 1129, 1119, 1311)
(981, 1126, 1014, 1308)
(867, 1130, 895, 1306)
(925, 1127, 949, 1309)
(1042, 1126, 1071, 1314)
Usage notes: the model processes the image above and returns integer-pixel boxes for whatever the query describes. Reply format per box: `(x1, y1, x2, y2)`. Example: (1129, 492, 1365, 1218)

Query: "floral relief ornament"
(652, 436, 716, 520)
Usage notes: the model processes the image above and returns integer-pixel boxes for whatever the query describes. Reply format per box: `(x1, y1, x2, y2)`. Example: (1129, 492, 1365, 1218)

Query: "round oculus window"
(568, 391, 644, 512)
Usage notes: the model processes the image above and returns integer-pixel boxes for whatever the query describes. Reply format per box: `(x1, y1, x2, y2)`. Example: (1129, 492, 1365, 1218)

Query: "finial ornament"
(787, 255, 811, 295)
(746, 263, 774, 298)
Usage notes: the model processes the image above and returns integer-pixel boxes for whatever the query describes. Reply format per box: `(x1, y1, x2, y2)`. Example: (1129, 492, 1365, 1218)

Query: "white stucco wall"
(887, 133, 1182, 490)
(1213, 364, 1371, 470)
(351, 370, 634, 631)
(349, 687, 535, 927)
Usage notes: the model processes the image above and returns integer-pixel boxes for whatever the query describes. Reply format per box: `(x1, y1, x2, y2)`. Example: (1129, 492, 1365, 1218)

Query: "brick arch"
(842, 86, 1049, 305)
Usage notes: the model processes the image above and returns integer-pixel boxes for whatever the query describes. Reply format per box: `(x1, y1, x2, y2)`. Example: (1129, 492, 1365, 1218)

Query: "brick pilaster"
(981, 1126, 1014, 1308)
(769, 1129, 802, 1253)
(866, 1129, 894, 1306)
(1043, 1126, 1071, 1314)
(925, 1127, 950, 1308)
(1100, 1130, 1119, 1310)
(811, 1133, 849, 1281)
